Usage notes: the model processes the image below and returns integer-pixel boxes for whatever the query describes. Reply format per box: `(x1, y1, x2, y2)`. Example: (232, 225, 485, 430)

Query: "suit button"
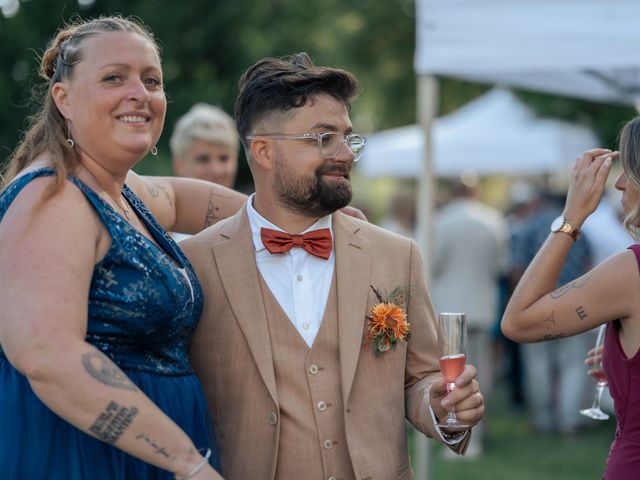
(268, 412, 278, 425)
(323, 439, 333, 450)
(317, 401, 327, 411)
(309, 364, 319, 375)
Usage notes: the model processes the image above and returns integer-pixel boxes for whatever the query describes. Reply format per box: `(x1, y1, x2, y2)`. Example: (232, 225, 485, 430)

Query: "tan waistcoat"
(259, 274, 355, 480)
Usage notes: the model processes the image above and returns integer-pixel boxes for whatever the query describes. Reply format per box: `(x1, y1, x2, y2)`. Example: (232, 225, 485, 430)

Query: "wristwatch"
(550, 215, 579, 241)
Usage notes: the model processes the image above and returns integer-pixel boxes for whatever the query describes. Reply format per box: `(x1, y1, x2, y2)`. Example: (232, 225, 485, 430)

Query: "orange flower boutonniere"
(365, 285, 411, 357)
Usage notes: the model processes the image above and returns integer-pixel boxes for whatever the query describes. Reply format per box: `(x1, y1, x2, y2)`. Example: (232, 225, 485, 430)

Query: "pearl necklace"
(84, 167, 131, 221)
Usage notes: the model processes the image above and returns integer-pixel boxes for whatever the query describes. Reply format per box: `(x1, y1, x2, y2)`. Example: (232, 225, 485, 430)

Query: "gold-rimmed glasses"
(246, 132, 367, 161)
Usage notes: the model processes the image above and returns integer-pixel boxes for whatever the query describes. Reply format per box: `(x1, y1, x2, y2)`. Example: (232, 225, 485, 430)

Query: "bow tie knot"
(260, 227, 332, 260)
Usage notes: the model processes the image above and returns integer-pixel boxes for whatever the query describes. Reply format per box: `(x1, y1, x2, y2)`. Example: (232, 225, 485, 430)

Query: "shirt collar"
(246, 193, 333, 253)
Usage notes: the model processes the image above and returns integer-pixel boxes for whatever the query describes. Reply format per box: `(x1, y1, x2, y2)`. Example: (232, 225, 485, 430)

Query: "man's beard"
(273, 160, 353, 217)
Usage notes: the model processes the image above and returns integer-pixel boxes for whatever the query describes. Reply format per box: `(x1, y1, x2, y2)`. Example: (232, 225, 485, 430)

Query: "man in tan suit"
(183, 53, 485, 480)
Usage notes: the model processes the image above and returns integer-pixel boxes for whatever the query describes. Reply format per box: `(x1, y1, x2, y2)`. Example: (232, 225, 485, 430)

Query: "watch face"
(550, 215, 564, 232)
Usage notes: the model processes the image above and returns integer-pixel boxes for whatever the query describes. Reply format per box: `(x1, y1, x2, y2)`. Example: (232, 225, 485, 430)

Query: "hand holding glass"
(580, 324, 610, 421)
(437, 312, 470, 429)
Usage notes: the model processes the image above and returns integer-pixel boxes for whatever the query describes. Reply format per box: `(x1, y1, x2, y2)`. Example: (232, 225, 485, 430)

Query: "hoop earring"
(67, 138, 75, 148)
(150, 146, 158, 156)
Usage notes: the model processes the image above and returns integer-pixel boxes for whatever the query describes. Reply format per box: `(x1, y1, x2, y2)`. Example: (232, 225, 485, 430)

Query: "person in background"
(0, 16, 250, 479)
(501, 121, 640, 477)
(182, 52, 485, 480)
(431, 178, 509, 458)
(170, 103, 239, 189)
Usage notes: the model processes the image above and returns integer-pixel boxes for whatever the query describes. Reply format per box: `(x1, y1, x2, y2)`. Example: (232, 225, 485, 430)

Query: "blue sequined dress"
(0, 168, 220, 479)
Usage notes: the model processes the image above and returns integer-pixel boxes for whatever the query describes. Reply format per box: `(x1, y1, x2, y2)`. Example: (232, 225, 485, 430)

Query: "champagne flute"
(437, 312, 470, 429)
(580, 324, 610, 421)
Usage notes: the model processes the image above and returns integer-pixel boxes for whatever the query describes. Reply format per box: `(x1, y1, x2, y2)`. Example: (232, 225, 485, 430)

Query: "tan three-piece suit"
(182, 207, 469, 480)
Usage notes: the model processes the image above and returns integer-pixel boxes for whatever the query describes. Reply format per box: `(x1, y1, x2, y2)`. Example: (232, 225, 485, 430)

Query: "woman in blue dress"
(0, 16, 247, 480)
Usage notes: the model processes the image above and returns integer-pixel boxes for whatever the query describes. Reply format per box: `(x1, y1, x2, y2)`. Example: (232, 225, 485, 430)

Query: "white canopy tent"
(357, 88, 598, 178)
(409, 2, 640, 476)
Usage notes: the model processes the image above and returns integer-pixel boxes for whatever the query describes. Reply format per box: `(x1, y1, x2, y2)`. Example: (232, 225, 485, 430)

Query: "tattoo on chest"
(89, 401, 138, 444)
(550, 276, 590, 299)
(147, 181, 173, 208)
(81, 351, 138, 392)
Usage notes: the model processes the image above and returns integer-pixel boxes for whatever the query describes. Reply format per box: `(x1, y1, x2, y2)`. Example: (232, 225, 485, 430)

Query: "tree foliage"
(0, 0, 635, 186)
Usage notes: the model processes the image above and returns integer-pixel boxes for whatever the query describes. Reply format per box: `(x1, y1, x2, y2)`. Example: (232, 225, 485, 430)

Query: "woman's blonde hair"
(1, 15, 159, 195)
(619, 117, 640, 238)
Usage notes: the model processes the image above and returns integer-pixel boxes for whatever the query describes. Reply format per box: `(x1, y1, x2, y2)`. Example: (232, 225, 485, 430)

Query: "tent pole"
(412, 73, 439, 480)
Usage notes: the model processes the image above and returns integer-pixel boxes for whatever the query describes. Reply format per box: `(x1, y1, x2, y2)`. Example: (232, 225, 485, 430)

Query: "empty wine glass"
(580, 324, 610, 421)
(437, 312, 470, 429)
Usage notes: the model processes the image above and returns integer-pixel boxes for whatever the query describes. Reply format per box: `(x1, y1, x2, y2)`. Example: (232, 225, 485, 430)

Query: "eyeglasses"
(246, 132, 367, 161)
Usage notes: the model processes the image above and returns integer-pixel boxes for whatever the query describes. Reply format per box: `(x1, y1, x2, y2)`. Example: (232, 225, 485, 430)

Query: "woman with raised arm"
(501, 117, 640, 479)
(0, 16, 247, 480)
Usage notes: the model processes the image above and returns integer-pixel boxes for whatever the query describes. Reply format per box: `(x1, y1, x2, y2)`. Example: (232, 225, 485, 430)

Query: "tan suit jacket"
(183, 208, 469, 480)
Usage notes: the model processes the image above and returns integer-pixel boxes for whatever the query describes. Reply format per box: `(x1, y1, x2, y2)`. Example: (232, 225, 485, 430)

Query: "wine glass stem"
(446, 382, 457, 422)
(592, 383, 606, 410)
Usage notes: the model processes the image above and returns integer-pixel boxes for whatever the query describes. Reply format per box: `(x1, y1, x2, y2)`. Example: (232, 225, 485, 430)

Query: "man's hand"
(429, 364, 485, 429)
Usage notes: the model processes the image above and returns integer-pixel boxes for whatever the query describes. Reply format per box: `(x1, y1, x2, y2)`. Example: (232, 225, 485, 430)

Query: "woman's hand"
(564, 148, 617, 228)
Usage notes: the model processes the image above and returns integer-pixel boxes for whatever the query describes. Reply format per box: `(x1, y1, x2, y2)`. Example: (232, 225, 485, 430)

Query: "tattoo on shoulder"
(147, 181, 173, 208)
(550, 275, 590, 299)
(89, 401, 138, 444)
(202, 188, 221, 228)
(136, 433, 172, 458)
(81, 351, 138, 392)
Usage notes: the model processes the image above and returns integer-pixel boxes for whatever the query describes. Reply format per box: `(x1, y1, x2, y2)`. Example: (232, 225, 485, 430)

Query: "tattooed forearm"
(136, 433, 172, 458)
(535, 333, 565, 342)
(82, 351, 138, 391)
(550, 276, 590, 299)
(202, 189, 222, 228)
(543, 311, 556, 327)
(147, 181, 173, 208)
(89, 401, 138, 444)
(576, 306, 588, 320)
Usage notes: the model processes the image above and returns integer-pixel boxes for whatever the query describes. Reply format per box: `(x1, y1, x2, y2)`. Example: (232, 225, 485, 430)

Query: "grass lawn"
(411, 383, 615, 480)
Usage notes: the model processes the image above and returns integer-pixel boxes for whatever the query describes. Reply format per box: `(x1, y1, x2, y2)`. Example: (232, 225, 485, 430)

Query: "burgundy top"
(602, 244, 640, 479)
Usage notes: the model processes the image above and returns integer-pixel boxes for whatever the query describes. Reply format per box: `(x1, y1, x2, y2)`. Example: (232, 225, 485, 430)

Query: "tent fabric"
(357, 89, 599, 178)
(415, 0, 640, 104)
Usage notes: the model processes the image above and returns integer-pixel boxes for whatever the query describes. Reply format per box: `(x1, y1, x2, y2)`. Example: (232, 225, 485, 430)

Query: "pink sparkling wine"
(439, 353, 466, 383)
(592, 369, 607, 384)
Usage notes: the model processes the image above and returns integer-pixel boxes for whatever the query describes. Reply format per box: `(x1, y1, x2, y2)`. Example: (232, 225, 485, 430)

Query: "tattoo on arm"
(136, 433, 172, 458)
(89, 401, 138, 444)
(576, 305, 588, 320)
(550, 276, 590, 299)
(202, 188, 221, 228)
(147, 181, 174, 208)
(535, 333, 565, 342)
(82, 351, 138, 392)
(543, 311, 556, 327)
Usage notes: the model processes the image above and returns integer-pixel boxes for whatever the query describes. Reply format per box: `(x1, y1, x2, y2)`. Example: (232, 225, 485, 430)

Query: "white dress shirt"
(246, 195, 334, 347)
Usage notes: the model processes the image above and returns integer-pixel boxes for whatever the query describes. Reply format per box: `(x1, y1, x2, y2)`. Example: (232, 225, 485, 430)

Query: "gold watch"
(550, 215, 579, 241)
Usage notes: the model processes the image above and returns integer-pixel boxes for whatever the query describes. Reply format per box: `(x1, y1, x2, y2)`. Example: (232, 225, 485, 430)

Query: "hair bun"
(41, 28, 76, 80)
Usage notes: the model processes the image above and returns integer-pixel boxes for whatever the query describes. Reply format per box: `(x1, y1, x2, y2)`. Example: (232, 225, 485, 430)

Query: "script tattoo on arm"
(202, 188, 222, 229)
(147, 181, 174, 208)
(550, 276, 590, 299)
(136, 433, 172, 458)
(81, 351, 138, 392)
(89, 401, 138, 444)
(536, 333, 565, 342)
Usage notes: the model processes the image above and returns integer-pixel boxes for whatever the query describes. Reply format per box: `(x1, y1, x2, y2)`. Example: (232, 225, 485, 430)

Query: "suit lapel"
(213, 210, 278, 406)
(334, 213, 371, 405)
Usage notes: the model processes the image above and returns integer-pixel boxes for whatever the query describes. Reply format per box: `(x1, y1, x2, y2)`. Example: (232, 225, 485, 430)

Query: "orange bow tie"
(260, 227, 333, 260)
